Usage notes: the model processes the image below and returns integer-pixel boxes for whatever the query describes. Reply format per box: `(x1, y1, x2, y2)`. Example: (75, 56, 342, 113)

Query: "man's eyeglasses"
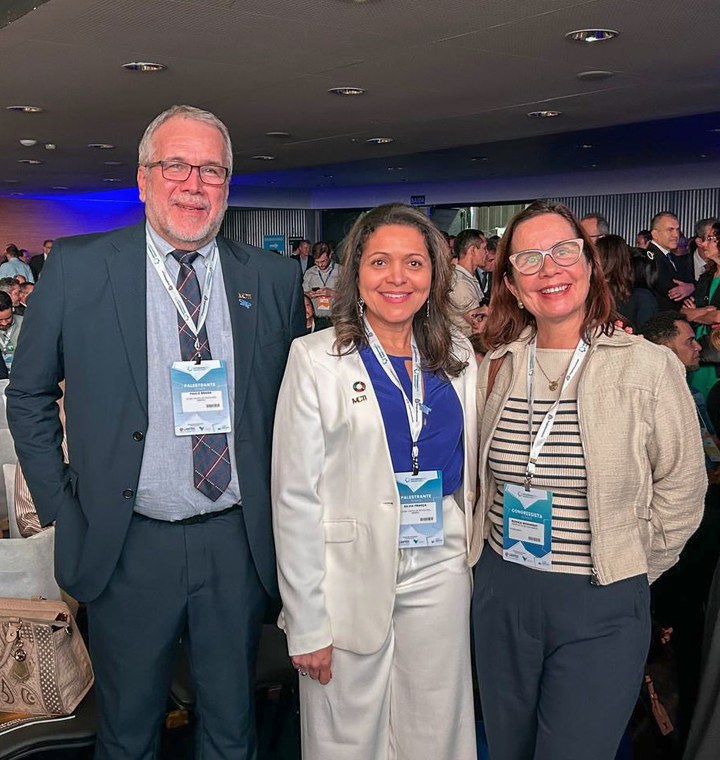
(508, 238, 584, 276)
(145, 161, 229, 185)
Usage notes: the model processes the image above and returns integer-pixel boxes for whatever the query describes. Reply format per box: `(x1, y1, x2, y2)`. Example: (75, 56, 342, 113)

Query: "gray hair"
(694, 217, 719, 238)
(138, 105, 233, 174)
(580, 213, 609, 236)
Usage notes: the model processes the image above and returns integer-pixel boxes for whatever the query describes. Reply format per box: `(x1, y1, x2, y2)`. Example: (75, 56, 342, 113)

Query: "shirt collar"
(146, 222, 215, 260)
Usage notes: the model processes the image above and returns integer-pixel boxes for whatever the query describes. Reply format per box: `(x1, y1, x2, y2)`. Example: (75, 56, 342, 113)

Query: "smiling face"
(358, 224, 432, 336)
(137, 116, 229, 250)
(505, 214, 592, 338)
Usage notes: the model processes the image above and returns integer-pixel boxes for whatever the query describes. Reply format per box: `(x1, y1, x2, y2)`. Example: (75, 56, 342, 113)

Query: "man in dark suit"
(29, 238, 52, 280)
(290, 238, 314, 273)
(646, 211, 695, 311)
(7, 105, 305, 760)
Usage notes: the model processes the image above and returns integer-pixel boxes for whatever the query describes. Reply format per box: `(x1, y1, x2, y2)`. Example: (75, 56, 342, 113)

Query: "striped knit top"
(487, 347, 593, 575)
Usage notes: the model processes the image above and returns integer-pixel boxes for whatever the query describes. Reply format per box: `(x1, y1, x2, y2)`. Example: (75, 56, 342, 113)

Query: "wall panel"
(221, 207, 318, 252)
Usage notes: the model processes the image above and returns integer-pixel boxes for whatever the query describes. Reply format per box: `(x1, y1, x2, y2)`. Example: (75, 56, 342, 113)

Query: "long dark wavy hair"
(484, 200, 615, 349)
(332, 203, 467, 377)
(596, 234, 633, 303)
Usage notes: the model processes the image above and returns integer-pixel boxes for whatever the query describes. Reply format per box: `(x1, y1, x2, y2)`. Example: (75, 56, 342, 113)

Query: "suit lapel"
(218, 238, 258, 422)
(106, 223, 148, 413)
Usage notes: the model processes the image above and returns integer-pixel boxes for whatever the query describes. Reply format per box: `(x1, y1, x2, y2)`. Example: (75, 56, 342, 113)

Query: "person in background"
(291, 238, 314, 274)
(304, 293, 316, 333)
(692, 217, 720, 282)
(0, 246, 34, 284)
(596, 234, 656, 329)
(579, 212, 609, 242)
(303, 241, 341, 330)
(273, 202, 478, 760)
(635, 230, 652, 249)
(472, 199, 706, 760)
(0, 291, 23, 372)
(29, 239, 52, 281)
(17, 282, 33, 312)
(682, 222, 720, 398)
(448, 228, 487, 336)
(646, 211, 695, 310)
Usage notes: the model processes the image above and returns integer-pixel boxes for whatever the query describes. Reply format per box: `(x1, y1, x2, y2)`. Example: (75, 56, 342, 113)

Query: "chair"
(0, 690, 96, 759)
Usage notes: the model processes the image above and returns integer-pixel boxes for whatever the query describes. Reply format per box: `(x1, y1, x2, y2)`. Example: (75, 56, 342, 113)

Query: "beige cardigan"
(471, 329, 707, 585)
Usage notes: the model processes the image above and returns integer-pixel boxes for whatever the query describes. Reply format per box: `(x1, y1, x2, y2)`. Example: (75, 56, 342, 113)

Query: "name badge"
(503, 483, 552, 570)
(396, 470, 444, 548)
(170, 360, 232, 436)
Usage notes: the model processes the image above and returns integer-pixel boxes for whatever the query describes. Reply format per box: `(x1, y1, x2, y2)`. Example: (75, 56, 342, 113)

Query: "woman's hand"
(291, 644, 333, 685)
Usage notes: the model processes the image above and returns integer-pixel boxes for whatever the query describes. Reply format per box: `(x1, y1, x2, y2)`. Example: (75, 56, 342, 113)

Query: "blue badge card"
(395, 470, 444, 548)
(502, 483, 552, 570)
(170, 360, 232, 436)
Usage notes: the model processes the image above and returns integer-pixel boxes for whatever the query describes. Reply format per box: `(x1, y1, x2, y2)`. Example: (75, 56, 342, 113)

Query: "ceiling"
(1, 0, 720, 199)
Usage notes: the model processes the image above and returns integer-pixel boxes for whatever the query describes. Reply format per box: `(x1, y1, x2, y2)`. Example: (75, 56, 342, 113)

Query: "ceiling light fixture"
(578, 143, 593, 149)
(52, 186, 69, 190)
(122, 61, 166, 72)
(366, 137, 394, 144)
(266, 131, 291, 138)
(19, 139, 37, 147)
(104, 160, 123, 166)
(6, 105, 43, 113)
(252, 155, 276, 160)
(470, 156, 489, 162)
(526, 110, 561, 118)
(17, 159, 42, 164)
(577, 70, 614, 81)
(328, 87, 366, 96)
(44, 143, 56, 150)
(3, 180, 20, 184)
(88, 143, 115, 149)
(103, 178, 121, 182)
(565, 29, 619, 43)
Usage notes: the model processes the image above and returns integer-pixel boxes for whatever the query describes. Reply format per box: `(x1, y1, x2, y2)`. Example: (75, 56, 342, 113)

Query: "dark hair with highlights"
(332, 203, 467, 377)
(483, 199, 615, 349)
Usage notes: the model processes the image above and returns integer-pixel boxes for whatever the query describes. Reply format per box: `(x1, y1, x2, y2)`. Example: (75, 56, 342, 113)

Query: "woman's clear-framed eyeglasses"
(508, 238, 584, 276)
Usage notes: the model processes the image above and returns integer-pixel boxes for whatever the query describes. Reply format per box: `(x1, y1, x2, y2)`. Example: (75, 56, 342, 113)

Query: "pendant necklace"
(534, 356, 567, 392)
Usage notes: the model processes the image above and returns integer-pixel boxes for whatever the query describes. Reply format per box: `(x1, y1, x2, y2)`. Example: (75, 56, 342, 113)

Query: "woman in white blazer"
(272, 203, 478, 760)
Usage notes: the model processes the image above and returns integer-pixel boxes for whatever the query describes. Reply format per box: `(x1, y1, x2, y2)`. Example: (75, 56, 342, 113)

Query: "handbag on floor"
(0, 597, 93, 716)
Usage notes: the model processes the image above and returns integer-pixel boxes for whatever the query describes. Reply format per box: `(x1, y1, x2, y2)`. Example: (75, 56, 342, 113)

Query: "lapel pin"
(353, 381, 366, 392)
(238, 292, 253, 309)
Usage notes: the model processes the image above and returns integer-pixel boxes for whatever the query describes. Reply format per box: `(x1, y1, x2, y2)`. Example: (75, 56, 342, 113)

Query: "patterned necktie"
(170, 250, 231, 501)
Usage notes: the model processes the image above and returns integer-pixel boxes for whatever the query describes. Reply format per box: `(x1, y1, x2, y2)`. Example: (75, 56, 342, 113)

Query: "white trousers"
(299, 495, 476, 760)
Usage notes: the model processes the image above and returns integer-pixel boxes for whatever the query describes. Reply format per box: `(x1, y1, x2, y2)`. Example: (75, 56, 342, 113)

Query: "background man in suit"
(647, 211, 695, 310)
(7, 104, 305, 760)
(29, 238, 52, 280)
(290, 238, 313, 273)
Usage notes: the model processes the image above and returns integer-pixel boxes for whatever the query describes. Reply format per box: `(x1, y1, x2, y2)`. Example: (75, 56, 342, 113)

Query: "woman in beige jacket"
(472, 200, 706, 760)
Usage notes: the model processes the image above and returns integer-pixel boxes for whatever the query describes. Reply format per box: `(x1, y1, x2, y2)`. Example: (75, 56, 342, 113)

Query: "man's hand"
(669, 279, 695, 301)
(291, 644, 333, 685)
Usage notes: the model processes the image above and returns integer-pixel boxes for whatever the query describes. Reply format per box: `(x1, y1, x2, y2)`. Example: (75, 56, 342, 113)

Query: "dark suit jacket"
(6, 222, 305, 602)
(29, 254, 44, 280)
(290, 253, 314, 273)
(646, 242, 695, 312)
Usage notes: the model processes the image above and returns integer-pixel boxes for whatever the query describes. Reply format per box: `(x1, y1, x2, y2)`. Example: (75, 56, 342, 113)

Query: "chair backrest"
(4, 462, 18, 538)
(0, 429, 17, 521)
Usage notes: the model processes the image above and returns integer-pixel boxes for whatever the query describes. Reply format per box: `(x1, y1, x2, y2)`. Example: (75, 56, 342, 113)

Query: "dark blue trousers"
(87, 509, 267, 760)
(472, 547, 650, 760)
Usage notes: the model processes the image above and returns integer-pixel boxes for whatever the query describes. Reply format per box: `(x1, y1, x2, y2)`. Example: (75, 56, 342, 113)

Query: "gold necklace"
(534, 357, 567, 391)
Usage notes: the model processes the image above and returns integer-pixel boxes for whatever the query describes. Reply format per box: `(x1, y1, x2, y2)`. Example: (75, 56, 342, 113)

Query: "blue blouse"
(359, 346, 464, 495)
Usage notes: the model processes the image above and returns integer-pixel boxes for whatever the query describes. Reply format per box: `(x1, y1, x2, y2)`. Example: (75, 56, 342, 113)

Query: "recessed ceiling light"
(366, 137, 394, 144)
(470, 156, 489, 162)
(6, 105, 43, 113)
(321, 174, 334, 179)
(266, 131, 291, 138)
(17, 159, 42, 165)
(565, 29, 619, 43)
(104, 160, 123, 166)
(328, 87, 366, 96)
(52, 186, 69, 190)
(3, 179, 20, 184)
(19, 139, 37, 147)
(252, 155, 276, 160)
(709, 128, 720, 133)
(103, 178, 121, 183)
(44, 143, 56, 150)
(88, 143, 115, 149)
(578, 143, 593, 149)
(387, 166, 404, 171)
(527, 110, 561, 118)
(577, 70, 614, 81)
(122, 61, 166, 72)
(700, 154, 709, 159)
